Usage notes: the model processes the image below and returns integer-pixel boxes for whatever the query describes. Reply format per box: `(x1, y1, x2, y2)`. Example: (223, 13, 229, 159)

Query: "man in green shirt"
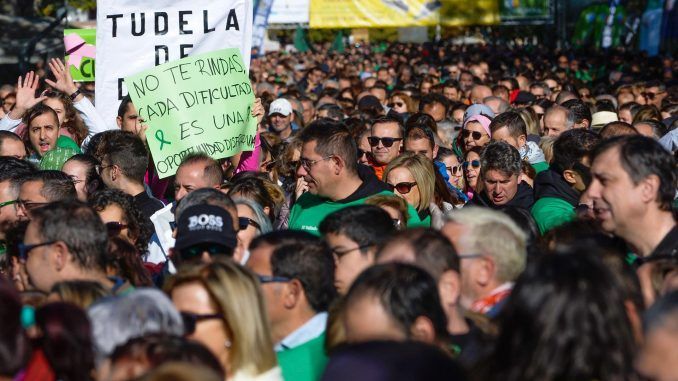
(532, 129, 600, 234)
(289, 120, 396, 234)
(247, 231, 336, 381)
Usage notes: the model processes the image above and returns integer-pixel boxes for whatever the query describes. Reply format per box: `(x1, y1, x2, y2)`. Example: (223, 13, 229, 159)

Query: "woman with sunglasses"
(166, 260, 282, 381)
(89, 189, 152, 263)
(463, 147, 483, 198)
(436, 147, 465, 191)
(383, 152, 443, 227)
(461, 114, 492, 153)
(388, 92, 414, 117)
(233, 197, 273, 263)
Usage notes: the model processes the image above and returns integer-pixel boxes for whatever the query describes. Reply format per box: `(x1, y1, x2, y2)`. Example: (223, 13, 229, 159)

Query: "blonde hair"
(383, 152, 434, 213)
(50, 280, 110, 309)
(365, 194, 409, 228)
(538, 135, 556, 164)
(518, 107, 540, 136)
(166, 260, 277, 376)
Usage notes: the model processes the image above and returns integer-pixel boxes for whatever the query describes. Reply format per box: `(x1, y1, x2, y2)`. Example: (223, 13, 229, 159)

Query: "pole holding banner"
(125, 48, 257, 179)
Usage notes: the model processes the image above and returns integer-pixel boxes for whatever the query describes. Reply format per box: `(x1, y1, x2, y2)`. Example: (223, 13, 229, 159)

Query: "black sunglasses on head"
(368, 137, 402, 148)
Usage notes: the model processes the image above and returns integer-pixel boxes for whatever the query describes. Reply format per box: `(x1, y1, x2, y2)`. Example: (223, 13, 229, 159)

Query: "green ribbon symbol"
(155, 130, 171, 150)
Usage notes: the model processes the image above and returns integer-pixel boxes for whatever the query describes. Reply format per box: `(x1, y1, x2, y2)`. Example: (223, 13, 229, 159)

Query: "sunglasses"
(388, 181, 417, 194)
(238, 217, 261, 231)
(18, 241, 56, 262)
(368, 137, 403, 148)
(180, 312, 222, 335)
(462, 160, 481, 170)
(388, 102, 404, 108)
(105, 222, 128, 236)
(356, 149, 371, 160)
(461, 130, 486, 140)
(641, 92, 658, 100)
(446, 165, 462, 175)
(16, 199, 48, 212)
(179, 243, 232, 261)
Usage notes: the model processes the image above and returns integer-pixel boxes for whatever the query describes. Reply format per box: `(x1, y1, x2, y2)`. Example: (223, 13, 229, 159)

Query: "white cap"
(591, 111, 618, 129)
(269, 98, 293, 117)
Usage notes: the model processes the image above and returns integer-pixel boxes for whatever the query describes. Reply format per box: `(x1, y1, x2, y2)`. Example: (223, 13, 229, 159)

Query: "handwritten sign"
(95, 0, 253, 129)
(125, 48, 256, 178)
(64, 29, 96, 82)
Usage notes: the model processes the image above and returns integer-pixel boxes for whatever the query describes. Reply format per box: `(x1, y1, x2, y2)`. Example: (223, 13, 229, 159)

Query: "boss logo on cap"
(188, 214, 223, 231)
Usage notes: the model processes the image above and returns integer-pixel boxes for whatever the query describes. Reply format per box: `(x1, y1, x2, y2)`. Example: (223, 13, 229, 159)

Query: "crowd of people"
(0, 40, 677, 381)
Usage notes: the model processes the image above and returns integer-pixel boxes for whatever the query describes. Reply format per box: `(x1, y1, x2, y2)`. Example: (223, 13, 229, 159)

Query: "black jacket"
(533, 168, 580, 207)
(470, 181, 534, 211)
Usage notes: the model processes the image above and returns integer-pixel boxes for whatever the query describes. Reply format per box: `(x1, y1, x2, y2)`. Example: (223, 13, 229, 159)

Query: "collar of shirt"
(275, 312, 328, 352)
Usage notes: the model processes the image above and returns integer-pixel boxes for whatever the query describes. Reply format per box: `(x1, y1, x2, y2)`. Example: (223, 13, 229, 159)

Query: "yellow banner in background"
(310, 0, 499, 28)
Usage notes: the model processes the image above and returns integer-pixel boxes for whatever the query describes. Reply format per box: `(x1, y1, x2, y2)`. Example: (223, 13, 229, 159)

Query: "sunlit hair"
(50, 280, 110, 309)
(165, 261, 277, 376)
(383, 152, 434, 212)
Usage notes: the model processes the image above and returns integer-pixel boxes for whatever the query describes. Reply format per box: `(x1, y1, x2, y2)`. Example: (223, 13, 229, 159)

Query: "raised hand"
(251, 97, 264, 125)
(9, 71, 46, 119)
(45, 58, 80, 98)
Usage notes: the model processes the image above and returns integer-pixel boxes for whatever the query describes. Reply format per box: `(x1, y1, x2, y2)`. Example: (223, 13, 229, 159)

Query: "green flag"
(294, 26, 311, 53)
(331, 30, 345, 53)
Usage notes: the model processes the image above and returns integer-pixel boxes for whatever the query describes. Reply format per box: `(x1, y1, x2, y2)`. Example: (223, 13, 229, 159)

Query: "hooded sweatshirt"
(531, 168, 580, 234)
(289, 164, 425, 234)
(470, 181, 534, 211)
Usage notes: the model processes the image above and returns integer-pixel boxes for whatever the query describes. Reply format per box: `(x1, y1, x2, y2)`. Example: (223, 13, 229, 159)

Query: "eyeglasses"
(461, 130, 486, 140)
(367, 137, 403, 148)
(387, 181, 417, 194)
(179, 244, 232, 262)
(462, 160, 481, 170)
(180, 312, 223, 335)
(446, 165, 462, 175)
(105, 222, 128, 236)
(257, 274, 291, 284)
(641, 91, 663, 100)
(238, 217, 261, 231)
(95, 164, 114, 175)
(16, 199, 48, 212)
(0, 199, 17, 209)
(299, 156, 333, 170)
(331, 244, 373, 259)
(18, 241, 56, 261)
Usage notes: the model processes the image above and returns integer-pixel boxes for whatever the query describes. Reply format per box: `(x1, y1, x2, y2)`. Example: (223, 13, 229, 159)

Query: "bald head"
(470, 85, 492, 104)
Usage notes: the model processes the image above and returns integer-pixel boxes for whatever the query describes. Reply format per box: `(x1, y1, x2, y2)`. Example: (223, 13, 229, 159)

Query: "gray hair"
(88, 288, 184, 363)
(483, 96, 510, 114)
(175, 188, 235, 220)
(547, 105, 575, 129)
(444, 207, 526, 283)
(232, 197, 273, 235)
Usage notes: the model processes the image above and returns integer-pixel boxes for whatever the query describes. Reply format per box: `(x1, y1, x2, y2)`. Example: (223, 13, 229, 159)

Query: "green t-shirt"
(277, 333, 328, 381)
(289, 190, 427, 235)
(531, 197, 576, 234)
(531, 161, 549, 174)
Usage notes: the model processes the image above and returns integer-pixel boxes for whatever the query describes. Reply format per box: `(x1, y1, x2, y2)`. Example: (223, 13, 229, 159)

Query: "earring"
(225, 340, 232, 348)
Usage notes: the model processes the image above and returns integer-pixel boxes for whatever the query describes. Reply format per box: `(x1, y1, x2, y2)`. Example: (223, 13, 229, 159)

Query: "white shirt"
(275, 312, 328, 352)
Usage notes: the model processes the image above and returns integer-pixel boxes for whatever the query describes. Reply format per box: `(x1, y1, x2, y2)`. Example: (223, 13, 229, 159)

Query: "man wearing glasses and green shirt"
(288, 120, 425, 235)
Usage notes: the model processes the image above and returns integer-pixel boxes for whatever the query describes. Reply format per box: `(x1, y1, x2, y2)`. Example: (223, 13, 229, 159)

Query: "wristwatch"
(69, 89, 82, 101)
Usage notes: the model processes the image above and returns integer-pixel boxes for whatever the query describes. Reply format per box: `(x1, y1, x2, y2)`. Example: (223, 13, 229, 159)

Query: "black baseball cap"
(174, 204, 237, 252)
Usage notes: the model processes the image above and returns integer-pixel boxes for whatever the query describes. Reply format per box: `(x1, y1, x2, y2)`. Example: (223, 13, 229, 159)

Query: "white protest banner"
(125, 48, 256, 178)
(96, 0, 253, 129)
(269, 0, 309, 24)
